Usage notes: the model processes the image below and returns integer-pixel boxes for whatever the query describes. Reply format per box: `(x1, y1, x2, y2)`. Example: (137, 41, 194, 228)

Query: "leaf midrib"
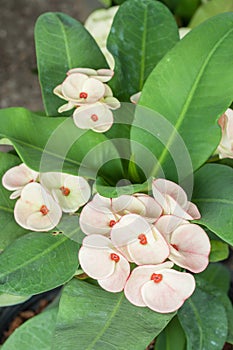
(186, 298, 203, 350)
(0, 235, 69, 281)
(150, 27, 233, 177)
(139, 5, 148, 90)
(193, 198, 233, 205)
(86, 293, 124, 350)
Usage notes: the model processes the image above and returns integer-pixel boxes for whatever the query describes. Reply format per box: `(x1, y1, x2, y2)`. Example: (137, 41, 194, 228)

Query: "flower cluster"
(2, 163, 90, 231)
(54, 68, 120, 133)
(78, 178, 211, 313)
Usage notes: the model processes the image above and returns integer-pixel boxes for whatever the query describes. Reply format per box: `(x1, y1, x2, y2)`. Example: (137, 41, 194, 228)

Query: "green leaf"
(95, 176, 150, 197)
(193, 164, 233, 245)
(190, 0, 233, 28)
(35, 12, 108, 116)
(0, 153, 28, 250)
(175, 0, 201, 21)
(198, 263, 230, 294)
(107, 0, 179, 101)
(1, 307, 58, 350)
(52, 279, 175, 350)
(0, 232, 79, 295)
(54, 214, 85, 244)
(0, 107, 122, 181)
(178, 285, 228, 350)
(0, 293, 31, 307)
(209, 240, 229, 262)
(134, 13, 233, 180)
(195, 271, 233, 345)
(154, 316, 186, 350)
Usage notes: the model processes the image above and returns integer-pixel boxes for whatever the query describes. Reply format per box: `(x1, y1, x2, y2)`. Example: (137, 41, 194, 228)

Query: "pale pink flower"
(124, 262, 195, 313)
(40, 172, 90, 213)
(73, 102, 114, 133)
(68, 68, 114, 82)
(110, 214, 169, 265)
(79, 193, 162, 236)
(79, 234, 130, 292)
(14, 183, 62, 231)
(53, 72, 106, 113)
(155, 215, 210, 273)
(152, 179, 200, 220)
(2, 163, 38, 199)
(217, 108, 233, 159)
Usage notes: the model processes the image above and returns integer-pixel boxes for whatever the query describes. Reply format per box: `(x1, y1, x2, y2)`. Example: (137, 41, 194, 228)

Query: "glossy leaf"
(134, 13, 233, 180)
(195, 271, 233, 345)
(52, 279, 175, 350)
(198, 263, 230, 294)
(193, 164, 233, 245)
(0, 232, 79, 295)
(0, 153, 27, 250)
(190, 0, 233, 28)
(54, 214, 84, 244)
(0, 293, 31, 307)
(178, 285, 228, 350)
(0, 107, 122, 181)
(107, 0, 179, 101)
(209, 240, 229, 262)
(154, 316, 186, 350)
(1, 307, 58, 350)
(35, 12, 108, 116)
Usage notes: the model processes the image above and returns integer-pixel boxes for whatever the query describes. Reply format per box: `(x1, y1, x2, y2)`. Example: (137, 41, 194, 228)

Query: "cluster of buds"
(2, 163, 90, 231)
(78, 179, 211, 313)
(53, 68, 120, 133)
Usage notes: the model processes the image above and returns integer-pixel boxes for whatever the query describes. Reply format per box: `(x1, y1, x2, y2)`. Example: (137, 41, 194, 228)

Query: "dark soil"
(0, 0, 101, 111)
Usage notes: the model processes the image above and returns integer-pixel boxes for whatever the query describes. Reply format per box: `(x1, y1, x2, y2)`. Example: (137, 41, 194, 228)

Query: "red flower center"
(138, 233, 147, 245)
(109, 220, 116, 227)
(40, 205, 49, 216)
(110, 253, 120, 263)
(91, 114, 99, 122)
(60, 186, 70, 196)
(79, 92, 88, 99)
(171, 244, 179, 251)
(151, 273, 163, 283)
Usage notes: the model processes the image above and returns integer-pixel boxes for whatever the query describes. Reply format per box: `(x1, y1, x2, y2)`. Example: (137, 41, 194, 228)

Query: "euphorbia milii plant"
(0, 0, 232, 349)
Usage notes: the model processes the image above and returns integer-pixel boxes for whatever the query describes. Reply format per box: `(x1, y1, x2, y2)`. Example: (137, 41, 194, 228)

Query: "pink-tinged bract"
(152, 178, 200, 220)
(124, 263, 195, 313)
(111, 214, 170, 265)
(79, 234, 130, 292)
(217, 108, 233, 159)
(2, 163, 38, 199)
(14, 183, 62, 231)
(155, 215, 211, 272)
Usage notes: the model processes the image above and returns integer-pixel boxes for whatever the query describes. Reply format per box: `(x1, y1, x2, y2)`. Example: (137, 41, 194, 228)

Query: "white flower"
(124, 262, 195, 313)
(40, 172, 91, 213)
(84, 7, 119, 69)
(152, 178, 200, 220)
(217, 108, 233, 159)
(110, 214, 170, 265)
(79, 234, 130, 292)
(14, 183, 62, 231)
(155, 215, 210, 273)
(2, 163, 38, 199)
(53, 72, 106, 113)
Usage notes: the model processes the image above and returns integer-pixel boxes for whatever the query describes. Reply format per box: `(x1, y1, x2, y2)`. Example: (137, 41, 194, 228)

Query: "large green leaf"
(192, 164, 233, 245)
(107, 0, 179, 101)
(35, 12, 108, 116)
(197, 263, 230, 294)
(0, 153, 27, 250)
(0, 293, 31, 307)
(154, 316, 186, 350)
(0, 232, 79, 295)
(1, 307, 58, 350)
(133, 13, 233, 180)
(195, 269, 233, 345)
(190, 0, 233, 28)
(0, 107, 122, 181)
(178, 285, 228, 350)
(52, 279, 175, 350)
